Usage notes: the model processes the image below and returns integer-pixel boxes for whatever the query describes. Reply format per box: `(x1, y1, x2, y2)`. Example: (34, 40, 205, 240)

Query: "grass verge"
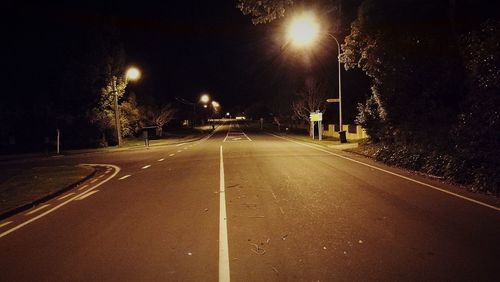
(0, 165, 94, 215)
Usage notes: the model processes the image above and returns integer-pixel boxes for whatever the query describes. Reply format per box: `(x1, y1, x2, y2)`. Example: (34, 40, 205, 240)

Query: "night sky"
(3, 0, 374, 119)
(4, 1, 494, 117)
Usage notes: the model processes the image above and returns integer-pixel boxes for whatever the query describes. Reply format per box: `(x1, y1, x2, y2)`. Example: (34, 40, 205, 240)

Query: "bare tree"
(143, 104, 177, 137)
(292, 79, 327, 135)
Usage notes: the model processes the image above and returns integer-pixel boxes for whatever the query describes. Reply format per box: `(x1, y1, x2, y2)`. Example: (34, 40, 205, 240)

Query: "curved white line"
(0, 164, 121, 238)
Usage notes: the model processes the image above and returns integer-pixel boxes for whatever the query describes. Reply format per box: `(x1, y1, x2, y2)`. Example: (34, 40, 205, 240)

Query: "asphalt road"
(0, 122, 499, 281)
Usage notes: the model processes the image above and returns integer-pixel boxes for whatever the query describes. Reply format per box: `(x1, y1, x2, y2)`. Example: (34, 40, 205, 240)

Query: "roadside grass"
(0, 165, 94, 215)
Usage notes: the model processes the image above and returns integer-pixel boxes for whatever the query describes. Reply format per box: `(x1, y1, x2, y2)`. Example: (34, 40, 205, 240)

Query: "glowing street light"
(126, 67, 141, 81)
(287, 12, 346, 143)
(287, 12, 320, 47)
(211, 101, 220, 109)
(113, 66, 141, 147)
(200, 94, 210, 104)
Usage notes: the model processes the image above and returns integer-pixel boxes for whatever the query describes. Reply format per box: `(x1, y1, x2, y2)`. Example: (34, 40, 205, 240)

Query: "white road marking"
(175, 143, 186, 147)
(219, 146, 230, 282)
(158, 158, 165, 162)
(177, 150, 182, 153)
(142, 165, 151, 169)
(0, 221, 13, 228)
(269, 133, 500, 212)
(279, 207, 285, 215)
(0, 164, 120, 239)
(25, 204, 50, 216)
(75, 190, 99, 200)
(89, 178, 98, 184)
(78, 184, 89, 191)
(119, 175, 131, 180)
(98, 174, 105, 179)
(169, 153, 175, 157)
(58, 193, 76, 200)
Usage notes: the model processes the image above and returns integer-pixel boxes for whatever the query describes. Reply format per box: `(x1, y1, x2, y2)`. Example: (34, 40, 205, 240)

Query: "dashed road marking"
(0, 221, 12, 228)
(177, 150, 182, 153)
(158, 158, 165, 162)
(58, 193, 76, 200)
(76, 190, 99, 200)
(169, 153, 175, 157)
(142, 165, 151, 169)
(119, 175, 131, 180)
(175, 143, 186, 147)
(78, 184, 89, 191)
(90, 178, 98, 184)
(25, 204, 50, 216)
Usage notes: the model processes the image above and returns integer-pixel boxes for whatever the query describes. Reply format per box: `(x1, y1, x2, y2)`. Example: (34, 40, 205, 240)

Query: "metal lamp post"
(287, 12, 347, 143)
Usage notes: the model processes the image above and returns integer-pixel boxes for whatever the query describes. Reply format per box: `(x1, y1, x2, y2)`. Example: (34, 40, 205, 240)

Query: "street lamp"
(287, 12, 347, 143)
(112, 66, 141, 147)
(200, 94, 210, 104)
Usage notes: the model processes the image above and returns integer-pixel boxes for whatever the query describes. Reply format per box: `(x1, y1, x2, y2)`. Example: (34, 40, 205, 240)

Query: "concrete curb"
(0, 166, 97, 221)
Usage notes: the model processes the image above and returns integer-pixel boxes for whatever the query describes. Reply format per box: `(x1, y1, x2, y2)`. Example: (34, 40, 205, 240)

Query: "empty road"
(0, 122, 499, 281)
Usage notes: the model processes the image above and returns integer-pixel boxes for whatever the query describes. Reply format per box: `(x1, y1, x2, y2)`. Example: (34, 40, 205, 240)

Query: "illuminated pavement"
(0, 123, 499, 281)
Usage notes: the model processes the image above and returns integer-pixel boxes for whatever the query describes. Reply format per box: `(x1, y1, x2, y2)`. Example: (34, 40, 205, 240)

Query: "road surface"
(0, 122, 499, 281)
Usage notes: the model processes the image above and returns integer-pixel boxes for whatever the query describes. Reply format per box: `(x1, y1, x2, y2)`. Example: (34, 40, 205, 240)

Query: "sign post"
(309, 112, 323, 140)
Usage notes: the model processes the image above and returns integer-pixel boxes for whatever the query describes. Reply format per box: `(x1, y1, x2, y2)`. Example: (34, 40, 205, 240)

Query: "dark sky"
(3, 1, 295, 114)
(4, 1, 495, 116)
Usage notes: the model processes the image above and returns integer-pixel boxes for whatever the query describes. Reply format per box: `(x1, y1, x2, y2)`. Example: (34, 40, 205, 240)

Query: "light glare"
(288, 13, 320, 47)
(126, 67, 141, 81)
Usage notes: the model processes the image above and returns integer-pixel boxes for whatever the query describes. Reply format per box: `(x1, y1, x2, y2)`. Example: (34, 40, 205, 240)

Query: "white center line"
(25, 204, 50, 216)
(219, 146, 230, 282)
(177, 150, 182, 153)
(142, 165, 151, 169)
(58, 192, 76, 200)
(158, 158, 165, 162)
(175, 143, 186, 147)
(118, 175, 131, 180)
(0, 221, 13, 228)
(76, 190, 99, 200)
(169, 153, 175, 157)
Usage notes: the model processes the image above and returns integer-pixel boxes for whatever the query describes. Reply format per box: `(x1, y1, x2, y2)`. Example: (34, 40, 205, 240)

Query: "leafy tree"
(341, 0, 463, 144)
(451, 20, 500, 191)
(237, 0, 294, 24)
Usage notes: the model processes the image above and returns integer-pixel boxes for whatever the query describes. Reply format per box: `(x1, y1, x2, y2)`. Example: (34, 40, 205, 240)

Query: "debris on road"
(282, 234, 288, 240)
(249, 243, 266, 255)
(272, 266, 279, 274)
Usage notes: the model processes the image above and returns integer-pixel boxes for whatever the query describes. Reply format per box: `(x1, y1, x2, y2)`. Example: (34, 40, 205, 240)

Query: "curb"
(0, 166, 97, 221)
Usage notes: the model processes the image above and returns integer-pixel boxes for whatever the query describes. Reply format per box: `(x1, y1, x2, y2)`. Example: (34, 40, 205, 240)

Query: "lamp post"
(287, 12, 347, 143)
(112, 66, 141, 147)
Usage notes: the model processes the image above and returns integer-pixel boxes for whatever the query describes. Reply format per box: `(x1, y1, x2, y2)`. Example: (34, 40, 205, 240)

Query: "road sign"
(326, 98, 340, 103)
(310, 112, 322, 122)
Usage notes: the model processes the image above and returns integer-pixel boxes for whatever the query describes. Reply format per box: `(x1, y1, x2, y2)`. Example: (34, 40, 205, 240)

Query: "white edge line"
(0, 221, 13, 228)
(268, 133, 500, 212)
(219, 145, 230, 281)
(75, 190, 99, 200)
(25, 204, 50, 215)
(0, 164, 121, 238)
(57, 192, 76, 200)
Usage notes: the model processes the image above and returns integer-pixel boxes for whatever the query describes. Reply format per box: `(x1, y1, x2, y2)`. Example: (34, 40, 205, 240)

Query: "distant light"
(203, 104, 208, 108)
(200, 94, 210, 104)
(126, 67, 141, 81)
(212, 101, 220, 108)
(226, 112, 230, 116)
(288, 13, 320, 47)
